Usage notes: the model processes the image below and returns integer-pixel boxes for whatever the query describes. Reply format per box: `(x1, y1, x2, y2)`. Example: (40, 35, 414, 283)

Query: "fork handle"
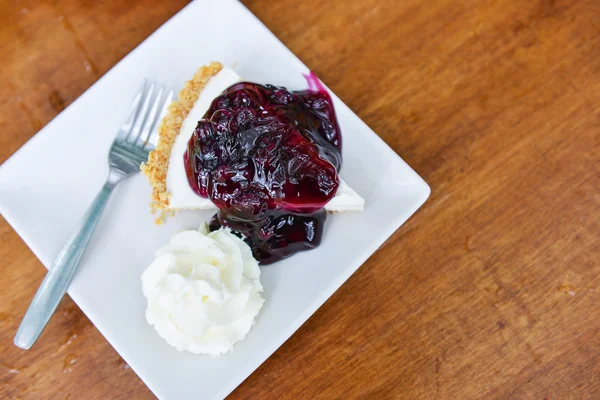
(14, 176, 118, 349)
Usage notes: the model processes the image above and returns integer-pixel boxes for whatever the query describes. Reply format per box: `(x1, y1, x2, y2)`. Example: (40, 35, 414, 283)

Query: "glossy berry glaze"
(185, 73, 342, 264)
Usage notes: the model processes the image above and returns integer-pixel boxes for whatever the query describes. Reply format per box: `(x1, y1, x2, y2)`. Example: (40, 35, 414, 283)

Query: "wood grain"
(1, 0, 599, 399)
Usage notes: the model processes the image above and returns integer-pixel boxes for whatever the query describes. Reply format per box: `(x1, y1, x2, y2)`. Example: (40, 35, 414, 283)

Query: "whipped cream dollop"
(166, 67, 364, 212)
(141, 225, 264, 355)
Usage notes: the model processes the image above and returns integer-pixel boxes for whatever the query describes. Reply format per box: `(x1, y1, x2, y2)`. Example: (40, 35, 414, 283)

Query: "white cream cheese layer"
(166, 67, 365, 212)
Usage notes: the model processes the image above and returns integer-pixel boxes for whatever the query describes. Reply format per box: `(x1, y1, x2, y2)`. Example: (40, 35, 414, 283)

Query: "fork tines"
(117, 80, 174, 151)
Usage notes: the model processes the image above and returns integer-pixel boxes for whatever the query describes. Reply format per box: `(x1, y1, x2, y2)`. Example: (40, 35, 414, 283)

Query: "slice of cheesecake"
(141, 62, 364, 223)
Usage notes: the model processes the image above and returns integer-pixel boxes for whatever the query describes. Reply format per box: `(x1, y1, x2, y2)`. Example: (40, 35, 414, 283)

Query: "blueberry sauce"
(185, 73, 342, 264)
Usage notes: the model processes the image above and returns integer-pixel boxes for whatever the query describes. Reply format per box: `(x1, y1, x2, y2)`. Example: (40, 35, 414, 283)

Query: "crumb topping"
(140, 62, 223, 223)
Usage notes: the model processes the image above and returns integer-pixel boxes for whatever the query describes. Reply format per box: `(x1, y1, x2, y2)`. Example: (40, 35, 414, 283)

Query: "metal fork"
(14, 81, 174, 350)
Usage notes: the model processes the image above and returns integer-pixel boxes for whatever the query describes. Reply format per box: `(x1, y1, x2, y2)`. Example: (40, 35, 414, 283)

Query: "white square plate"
(0, 0, 430, 398)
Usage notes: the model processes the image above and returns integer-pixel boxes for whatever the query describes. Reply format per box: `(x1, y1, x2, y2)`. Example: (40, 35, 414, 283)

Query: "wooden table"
(1, 0, 598, 398)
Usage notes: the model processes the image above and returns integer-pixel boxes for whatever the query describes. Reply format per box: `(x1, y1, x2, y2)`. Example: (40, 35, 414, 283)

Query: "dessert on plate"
(142, 62, 364, 264)
(141, 62, 365, 354)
